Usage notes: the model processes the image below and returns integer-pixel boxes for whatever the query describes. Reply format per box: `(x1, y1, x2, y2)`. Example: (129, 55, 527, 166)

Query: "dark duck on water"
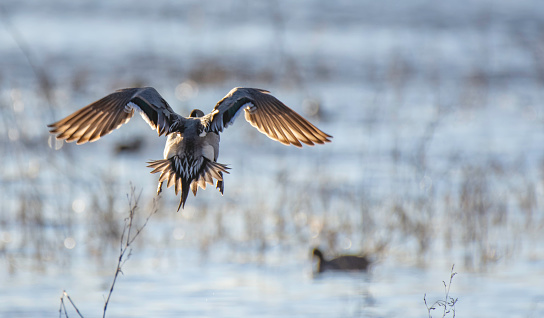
(312, 248, 371, 273)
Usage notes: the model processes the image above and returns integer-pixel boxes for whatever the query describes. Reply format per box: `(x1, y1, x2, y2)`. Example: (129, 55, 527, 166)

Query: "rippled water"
(1, 0, 544, 317)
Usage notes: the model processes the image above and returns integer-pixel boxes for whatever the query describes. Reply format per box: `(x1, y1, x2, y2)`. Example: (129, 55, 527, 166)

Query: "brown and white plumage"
(48, 87, 332, 210)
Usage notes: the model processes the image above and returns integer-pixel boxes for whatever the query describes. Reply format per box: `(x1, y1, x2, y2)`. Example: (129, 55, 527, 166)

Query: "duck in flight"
(48, 87, 332, 210)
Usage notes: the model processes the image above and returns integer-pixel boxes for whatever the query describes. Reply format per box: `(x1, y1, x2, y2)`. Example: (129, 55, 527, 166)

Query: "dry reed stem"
(59, 290, 84, 318)
(102, 185, 159, 318)
(57, 185, 159, 318)
(424, 265, 458, 318)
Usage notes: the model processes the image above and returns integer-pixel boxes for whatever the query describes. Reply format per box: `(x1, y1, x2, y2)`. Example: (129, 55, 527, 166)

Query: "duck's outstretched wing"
(205, 87, 332, 147)
(48, 87, 180, 144)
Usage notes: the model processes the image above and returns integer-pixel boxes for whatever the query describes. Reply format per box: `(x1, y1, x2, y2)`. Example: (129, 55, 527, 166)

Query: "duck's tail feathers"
(190, 161, 229, 197)
(147, 157, 229, 211)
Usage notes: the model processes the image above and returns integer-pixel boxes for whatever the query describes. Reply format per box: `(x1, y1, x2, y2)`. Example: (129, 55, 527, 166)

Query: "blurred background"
(1, 0, 544, 317)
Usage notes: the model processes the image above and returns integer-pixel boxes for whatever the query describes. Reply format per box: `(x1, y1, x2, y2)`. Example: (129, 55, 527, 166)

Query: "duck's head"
(189, 109, 205, 118)
(312, 248, 324, 260)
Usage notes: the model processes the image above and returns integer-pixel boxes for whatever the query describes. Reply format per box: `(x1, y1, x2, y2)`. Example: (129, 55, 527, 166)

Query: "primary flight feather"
(48, 87, 332, 210)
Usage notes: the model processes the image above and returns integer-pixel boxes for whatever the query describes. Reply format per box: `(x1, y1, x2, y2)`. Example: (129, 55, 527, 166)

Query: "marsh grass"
(1, 38, 542, 275)
(59, 290, 84, 318)
(424, 265, 458, 318)
(58, 185, 159, 318)
(1, 2, 544, 315)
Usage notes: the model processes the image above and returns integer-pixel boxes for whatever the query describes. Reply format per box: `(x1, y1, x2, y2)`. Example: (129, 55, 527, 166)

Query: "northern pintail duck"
(312, 248, 370, 273)
(48, 87, 331, 210)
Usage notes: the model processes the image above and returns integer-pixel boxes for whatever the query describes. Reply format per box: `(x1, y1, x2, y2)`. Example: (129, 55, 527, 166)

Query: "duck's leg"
(156, 181, 163, 195)
(216, 172, 224, 194)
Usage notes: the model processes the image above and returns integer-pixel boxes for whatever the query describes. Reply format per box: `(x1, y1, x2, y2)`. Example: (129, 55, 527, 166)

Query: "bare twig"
(102, 186, 159, 318)
(58, 186, 159, 318)
(424, 265, 458, 318)
(59, 295, 67, 318)
(59, 290, 84, 318)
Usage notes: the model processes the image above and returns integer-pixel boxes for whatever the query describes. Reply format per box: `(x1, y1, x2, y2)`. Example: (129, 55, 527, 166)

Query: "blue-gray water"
(1, 0, 544, 317)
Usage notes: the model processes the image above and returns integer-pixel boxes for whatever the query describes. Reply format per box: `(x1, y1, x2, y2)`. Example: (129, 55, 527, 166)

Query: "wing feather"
(48, 87, 181, 144)
(274, 112, 310, 145)
(260, 99, 302, 146)
(206, 87, 331, 147)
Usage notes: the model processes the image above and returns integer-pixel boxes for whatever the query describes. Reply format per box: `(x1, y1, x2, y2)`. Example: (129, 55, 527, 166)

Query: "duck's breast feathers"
(206, 87, 332, 147)
(48, 87, 182, 144)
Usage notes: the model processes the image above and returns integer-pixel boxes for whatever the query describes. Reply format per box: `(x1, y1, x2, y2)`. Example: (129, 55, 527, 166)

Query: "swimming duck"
(312, 248, 370, 273)
(48, 87, 331, 210)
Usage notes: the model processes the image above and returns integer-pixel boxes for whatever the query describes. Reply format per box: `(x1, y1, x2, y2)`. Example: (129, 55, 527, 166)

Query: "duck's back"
(322, 255, 370, 272)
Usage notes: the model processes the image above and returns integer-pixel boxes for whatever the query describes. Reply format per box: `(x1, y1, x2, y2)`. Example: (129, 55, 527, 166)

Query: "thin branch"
(102, 186, 159, 318)
(424, 265, 458, 318)
(59, 296, 67, 318)
(59, 290, 84, 318)
(57, 186, 159, 318)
